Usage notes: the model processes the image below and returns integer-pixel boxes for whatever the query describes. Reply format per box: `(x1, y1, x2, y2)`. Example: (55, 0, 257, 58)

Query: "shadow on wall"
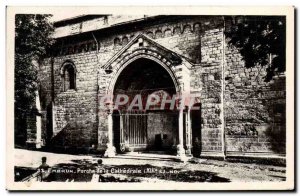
(186, 42, 202, 64)
(263, 77, 286, 154)
(265, 126, 286, 154)
(46, 104, 53, 144)
(46, 120, 98, 154)
(224, 74, 286, 154)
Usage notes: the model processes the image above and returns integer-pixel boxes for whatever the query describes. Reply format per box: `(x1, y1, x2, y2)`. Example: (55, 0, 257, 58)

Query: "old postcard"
(6, 6, 294, 190)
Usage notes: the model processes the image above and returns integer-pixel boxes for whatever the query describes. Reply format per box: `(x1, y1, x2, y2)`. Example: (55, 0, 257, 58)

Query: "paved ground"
(14, 149, 286, 183)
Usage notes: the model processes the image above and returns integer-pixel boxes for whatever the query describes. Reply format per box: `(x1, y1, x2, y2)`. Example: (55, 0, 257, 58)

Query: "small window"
(61, 62, 76, 91)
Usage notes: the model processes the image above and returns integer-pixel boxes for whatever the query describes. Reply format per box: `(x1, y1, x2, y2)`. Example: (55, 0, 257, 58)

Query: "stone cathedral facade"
(26, 15, 286, 160)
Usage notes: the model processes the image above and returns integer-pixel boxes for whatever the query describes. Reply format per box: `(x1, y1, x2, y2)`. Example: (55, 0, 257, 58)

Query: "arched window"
(60, 62, 76, 91)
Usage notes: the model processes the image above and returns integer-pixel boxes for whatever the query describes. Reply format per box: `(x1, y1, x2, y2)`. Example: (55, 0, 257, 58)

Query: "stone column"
(36, 115, 42, 148)
(185, 108, 192, 156)
(35, 90, 42, 148)
(177, 109, 187, 161)
(25, 90, 43, 149)
(119, 112, 126, 152)
(104, 110, 116, 157)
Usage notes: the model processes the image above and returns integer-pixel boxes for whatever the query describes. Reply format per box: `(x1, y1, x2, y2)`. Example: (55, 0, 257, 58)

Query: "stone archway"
(103, 56, 190, 160)
(99, 34, 193, 161)
(107, 53, 181, 95)
(112, 58, 179, 153)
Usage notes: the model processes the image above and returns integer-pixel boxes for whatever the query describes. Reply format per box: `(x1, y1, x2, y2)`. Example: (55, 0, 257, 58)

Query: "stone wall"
(39, 51, 99, 149)
(190, 24, 224, 154)
(147, 112, 178, 149)
(224, 38, 286, 155)
(25, 115, 37, 144)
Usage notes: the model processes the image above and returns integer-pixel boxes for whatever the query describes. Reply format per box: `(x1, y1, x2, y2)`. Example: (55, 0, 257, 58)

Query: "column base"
(26, 140, 42, 149)
(176, 144, 189, 162)
(186, 146, 192, 156)
(104, 144, 116, 158)
(36, 142, 42, 149)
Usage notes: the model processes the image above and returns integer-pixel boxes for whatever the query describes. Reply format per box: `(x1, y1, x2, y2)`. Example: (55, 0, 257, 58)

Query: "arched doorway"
(112, 58, 178, 154)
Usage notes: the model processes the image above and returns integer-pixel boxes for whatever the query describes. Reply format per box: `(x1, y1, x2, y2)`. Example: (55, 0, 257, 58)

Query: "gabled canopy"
(102, 33, 183, 70)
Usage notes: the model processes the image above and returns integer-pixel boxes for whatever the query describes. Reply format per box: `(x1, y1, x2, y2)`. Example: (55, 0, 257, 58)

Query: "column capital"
(106, 109, 113, 115)
(176, 94, 192, 111)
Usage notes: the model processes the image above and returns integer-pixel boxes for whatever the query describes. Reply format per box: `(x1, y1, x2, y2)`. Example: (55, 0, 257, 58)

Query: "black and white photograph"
(6, 6, 294, 190)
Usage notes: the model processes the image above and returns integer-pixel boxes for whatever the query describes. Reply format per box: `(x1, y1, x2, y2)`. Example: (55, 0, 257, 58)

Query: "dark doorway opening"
(113, 58, 178, 154)
(113, 110, 121, 153)
(191, 103, 202, 157)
